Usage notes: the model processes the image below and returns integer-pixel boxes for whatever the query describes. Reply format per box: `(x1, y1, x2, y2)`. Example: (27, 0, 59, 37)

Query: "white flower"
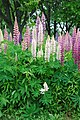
(40, 88, 45, 94)
(40, 82, 49, 94)
(43, 82, 49, 91)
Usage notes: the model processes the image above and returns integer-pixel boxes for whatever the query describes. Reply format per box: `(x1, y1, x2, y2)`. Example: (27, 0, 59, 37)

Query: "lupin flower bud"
(45, 36, 51, 62)
(9, 32, 13, 41)
(41, 12, 46, 34)
(4, 25, 8, 40)
(31, 38, 36, 58)
(13, 17, 20, 45)
(38, 21, 44, 47)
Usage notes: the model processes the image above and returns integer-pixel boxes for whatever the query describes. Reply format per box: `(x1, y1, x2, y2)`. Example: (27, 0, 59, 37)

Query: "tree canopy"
(0, 0, 80, 36)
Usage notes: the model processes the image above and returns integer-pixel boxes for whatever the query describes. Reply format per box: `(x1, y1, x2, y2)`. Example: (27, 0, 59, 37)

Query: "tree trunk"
(54, 20, 57, 38)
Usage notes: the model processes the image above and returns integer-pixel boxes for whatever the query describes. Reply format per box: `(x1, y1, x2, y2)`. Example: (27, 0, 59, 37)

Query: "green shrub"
(0, 41, 80, 119)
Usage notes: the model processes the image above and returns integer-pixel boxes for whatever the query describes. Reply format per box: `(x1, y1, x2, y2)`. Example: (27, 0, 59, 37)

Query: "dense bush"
(0, 41, 80, 119)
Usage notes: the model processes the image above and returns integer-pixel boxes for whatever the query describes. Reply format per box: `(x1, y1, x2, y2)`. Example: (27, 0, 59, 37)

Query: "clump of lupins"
(1, 14, 80, 70)
(13, 17, 20, 45)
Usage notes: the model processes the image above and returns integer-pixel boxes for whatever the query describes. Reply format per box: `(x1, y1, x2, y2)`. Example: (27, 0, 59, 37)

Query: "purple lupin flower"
(41, 12, 46, 34)
(55, 32, 58, 42)
(19, 32, 22, 43)
(36, 16, 40, 40)
(13, 17, 20, 45)
(72, 27, 76, 58)
(4, 25, 8, 40)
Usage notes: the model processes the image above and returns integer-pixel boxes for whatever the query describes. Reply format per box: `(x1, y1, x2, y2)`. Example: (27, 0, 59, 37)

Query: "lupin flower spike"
(13, 16, 20, 45)
(41, 12, 46, 34)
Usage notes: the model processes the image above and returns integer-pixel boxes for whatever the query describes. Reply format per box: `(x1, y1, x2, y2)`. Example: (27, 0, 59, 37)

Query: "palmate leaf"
(0, 95, 9, 106)
(71, 95, 80, 108)
(22, 104, 40, 118)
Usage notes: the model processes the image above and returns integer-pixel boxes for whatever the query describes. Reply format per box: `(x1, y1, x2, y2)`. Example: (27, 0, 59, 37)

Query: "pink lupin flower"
(38, 21, 44, 47)
(64, 31, 71, 51)
(22, 40, 27, 51)
(4, 25, 8, 40)
(72, 27, 76, 58)
(36, 16, 40, 40)
(74, 39, 78, 64)
(24, 26, 30, 48)
(41, 12, 46, 34)
(13, 17, 20, 45)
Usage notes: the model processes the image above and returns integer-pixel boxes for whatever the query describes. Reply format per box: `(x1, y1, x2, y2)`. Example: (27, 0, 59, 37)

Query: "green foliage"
(0, 41, 80, 119)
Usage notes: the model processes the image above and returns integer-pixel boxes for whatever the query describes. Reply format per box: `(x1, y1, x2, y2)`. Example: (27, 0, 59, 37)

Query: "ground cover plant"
(0, 14, 80, 120)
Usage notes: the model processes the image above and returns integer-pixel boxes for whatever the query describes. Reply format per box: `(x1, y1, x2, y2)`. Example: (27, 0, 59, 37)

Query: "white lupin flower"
(31, 38, 36, 58)
(56, 44, 60, 60)
(0, 29, 3, 43)
(50, 35, 57, 55)
(37, 46, 43, 57)
(40, 82, 49, 94)
(32, 27, 37, 41)
(45, 36, 51, 62)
